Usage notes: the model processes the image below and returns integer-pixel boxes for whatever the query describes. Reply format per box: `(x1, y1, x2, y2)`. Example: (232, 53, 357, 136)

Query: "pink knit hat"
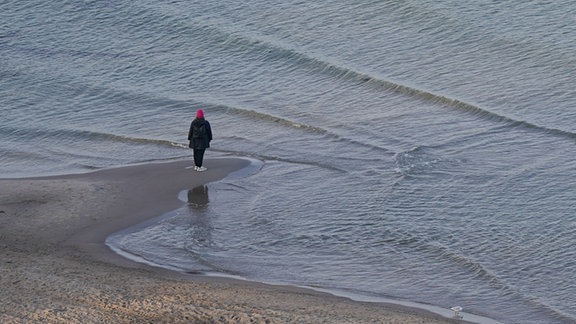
(196, 109, 204, 118)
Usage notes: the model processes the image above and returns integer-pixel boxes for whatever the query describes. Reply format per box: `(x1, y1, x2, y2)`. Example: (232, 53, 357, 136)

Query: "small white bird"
(450, 306, 463, 318)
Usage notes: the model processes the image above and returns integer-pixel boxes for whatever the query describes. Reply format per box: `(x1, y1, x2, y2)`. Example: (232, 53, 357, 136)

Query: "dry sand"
(0, 158, 464, 323)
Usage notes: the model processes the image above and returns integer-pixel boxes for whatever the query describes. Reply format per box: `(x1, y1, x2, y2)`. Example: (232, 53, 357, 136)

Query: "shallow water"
(3, 1, 576, 322)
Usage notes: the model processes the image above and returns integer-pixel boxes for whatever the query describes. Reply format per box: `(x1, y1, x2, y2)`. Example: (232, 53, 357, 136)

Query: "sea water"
(2, 1, 576, 322)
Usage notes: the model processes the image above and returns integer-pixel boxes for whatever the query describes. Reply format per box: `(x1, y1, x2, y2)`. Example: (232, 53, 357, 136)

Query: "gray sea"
(2, 1, 576, 323)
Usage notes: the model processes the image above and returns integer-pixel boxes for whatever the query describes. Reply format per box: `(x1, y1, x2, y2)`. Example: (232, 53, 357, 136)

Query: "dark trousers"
(193, 149, 205, 167)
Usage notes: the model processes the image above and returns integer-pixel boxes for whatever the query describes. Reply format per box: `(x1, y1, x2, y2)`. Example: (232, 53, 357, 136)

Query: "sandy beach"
(0, 158, 464, 323)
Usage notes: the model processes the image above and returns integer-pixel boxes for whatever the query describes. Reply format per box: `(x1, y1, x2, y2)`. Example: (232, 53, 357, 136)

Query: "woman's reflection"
(187, 185, 211, 247)
(187, 185, 209, 210)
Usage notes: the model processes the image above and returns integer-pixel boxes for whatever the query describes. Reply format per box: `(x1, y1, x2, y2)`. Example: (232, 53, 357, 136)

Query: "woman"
(188, 109, 212, 171)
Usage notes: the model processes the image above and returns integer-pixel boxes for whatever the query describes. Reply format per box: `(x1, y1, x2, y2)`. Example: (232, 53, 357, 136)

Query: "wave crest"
(200, 21, 576, 139)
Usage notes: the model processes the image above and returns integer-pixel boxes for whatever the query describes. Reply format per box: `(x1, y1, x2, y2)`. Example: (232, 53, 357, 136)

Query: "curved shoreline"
(1, 158, 470, 323)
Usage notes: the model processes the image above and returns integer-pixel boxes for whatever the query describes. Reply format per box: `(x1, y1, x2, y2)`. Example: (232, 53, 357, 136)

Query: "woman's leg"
(194, 149, 205, 167)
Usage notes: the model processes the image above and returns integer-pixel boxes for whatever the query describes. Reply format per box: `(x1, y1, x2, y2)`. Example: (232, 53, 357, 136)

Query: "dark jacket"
(188, 118, 212, 149)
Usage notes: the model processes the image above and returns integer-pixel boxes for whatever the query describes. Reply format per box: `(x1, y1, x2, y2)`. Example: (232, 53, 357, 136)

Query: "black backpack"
(192, 122, 206, 139)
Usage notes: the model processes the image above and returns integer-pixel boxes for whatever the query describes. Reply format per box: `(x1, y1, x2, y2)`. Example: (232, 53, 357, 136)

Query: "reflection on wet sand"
(187, 185, 211, 247)
(187, 185, 209, 210)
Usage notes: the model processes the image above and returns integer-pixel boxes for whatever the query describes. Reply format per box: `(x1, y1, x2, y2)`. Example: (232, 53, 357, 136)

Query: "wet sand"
(0, 158, 464, 323)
